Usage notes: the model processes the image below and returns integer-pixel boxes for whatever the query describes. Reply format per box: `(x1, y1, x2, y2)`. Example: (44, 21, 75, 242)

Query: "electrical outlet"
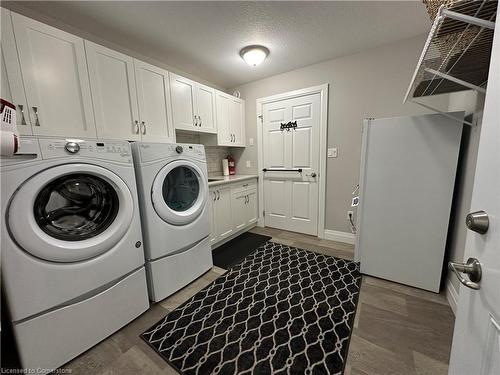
(347, 210, 354, 220)
(249, 138, 254, 146)
(246, 160, 251, 168)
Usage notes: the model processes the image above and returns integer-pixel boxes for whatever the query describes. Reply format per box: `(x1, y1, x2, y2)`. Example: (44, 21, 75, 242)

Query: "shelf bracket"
(424, 68, 487, 94)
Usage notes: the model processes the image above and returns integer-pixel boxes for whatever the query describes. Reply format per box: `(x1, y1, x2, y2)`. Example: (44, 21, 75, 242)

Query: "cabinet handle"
(199, 115, 202, 127)
(134, 120, 140, 134)
(194, 115, 198, 126)
(141, 121, 146, 135)
(32, 106, 40, 126)
(217, 190, 220, 200)
(245, 195, 248, 204)
(18, 104, 26, 125)
(212, 191, 217, 201)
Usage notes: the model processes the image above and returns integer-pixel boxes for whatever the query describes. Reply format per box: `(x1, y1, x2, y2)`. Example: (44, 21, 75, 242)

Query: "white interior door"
(1, 9, 32, 134)
(262, 93, 321, 235)
(170, 73, 196, 131)
(12, 12, 96, 138)
(196, 83, 216, 133)
(448, 14, 500, 375)
(134, 59, 174, 143)
(85, 41, 139, 141)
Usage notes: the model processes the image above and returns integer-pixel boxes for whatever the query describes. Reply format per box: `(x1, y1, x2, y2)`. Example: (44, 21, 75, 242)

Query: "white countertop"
(207, 174, 258, 187)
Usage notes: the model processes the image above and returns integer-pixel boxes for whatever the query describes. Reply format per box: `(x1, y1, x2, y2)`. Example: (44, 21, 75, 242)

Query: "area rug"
(212, 232, 272, 269)
(142, 241, 361, 375)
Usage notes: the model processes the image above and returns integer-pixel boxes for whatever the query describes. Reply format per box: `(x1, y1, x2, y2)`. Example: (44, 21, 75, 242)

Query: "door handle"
(134, 120, 140, 134)
(466, 211, 489, 234)
(18, 104, 27, 125)
(141, 121, 146, 135)
(32, 106, 40, 126)
(448, 258, 482, 290)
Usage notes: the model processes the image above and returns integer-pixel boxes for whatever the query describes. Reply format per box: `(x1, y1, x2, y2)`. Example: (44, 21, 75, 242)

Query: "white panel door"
(448, 10, 500, 374)
(196, 83, 216, 133)
(262, 93, 321, 235)
(215, 186, 233, 240)
(85, 41, 139, 141)
(1, 9, 32, 134)
(232, 192, 247, 231)
(230, 97, 245, 146)
(246, 189, 258, 225)
(215, 91, 231, 145)
(170, 73, 196, 131)
(12, 12, 96, 138)
(134, 59, 174, 143)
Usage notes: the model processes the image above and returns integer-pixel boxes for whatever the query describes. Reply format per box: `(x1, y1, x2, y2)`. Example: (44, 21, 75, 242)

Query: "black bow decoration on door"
(280, 121, 297, 131)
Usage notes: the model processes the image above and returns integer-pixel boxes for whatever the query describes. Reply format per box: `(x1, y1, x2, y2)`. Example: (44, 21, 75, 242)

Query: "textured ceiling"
(10, 1, 431, 88)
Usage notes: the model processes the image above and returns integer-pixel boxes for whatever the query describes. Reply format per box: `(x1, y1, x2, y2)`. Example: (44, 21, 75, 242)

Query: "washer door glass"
(162, 166, 200, 212)
(34, 174, 119, 241)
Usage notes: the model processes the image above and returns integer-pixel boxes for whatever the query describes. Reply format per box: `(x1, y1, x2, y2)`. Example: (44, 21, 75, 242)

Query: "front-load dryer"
(131, 142, 213, 302)
(1, 137, 149, 370)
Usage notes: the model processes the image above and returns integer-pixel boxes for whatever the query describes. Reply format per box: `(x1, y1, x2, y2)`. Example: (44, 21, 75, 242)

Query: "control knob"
(175, 145, 183, 154)
(65, 141, 80, 154)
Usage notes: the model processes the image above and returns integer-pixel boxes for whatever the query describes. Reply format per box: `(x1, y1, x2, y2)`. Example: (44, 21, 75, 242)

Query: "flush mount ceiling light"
(240, 45, 269, 67)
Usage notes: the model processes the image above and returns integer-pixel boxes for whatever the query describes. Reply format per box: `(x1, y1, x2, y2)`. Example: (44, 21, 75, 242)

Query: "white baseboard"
(323, 230, 356, 245)
(445, 277, 459, 315)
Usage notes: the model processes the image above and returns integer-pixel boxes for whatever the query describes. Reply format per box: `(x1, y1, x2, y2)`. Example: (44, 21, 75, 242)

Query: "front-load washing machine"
(131, 142, 213, 302)
(1, 137, 150, 370)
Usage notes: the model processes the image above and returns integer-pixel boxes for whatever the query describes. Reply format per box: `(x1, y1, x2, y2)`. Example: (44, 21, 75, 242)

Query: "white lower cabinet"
(209, 179, 258, 247)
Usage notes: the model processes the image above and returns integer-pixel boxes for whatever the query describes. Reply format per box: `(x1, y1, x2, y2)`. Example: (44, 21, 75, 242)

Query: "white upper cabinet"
(11, 12, 96, 138)
(195, 83, 216, 133)
(169, 73, 196, 131)
(134, 59, 175, 143)
(1, 9, 31, 134)
(85, 41, 140, 141)
(170, 73, 217, 134)
(214, 90, 245, 147)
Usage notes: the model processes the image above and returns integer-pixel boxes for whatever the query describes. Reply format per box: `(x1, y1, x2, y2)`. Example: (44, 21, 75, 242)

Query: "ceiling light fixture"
(240, 45, 269, 67)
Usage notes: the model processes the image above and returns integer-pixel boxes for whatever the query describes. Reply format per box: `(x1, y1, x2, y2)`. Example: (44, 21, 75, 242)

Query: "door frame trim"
(256, 84, 329, 238)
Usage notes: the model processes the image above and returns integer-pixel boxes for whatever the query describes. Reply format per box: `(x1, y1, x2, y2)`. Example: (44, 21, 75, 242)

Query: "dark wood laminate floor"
(59, 227, 454, 375)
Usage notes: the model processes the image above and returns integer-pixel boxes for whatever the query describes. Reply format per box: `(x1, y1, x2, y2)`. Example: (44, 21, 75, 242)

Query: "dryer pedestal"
(146, 237, 213, 302)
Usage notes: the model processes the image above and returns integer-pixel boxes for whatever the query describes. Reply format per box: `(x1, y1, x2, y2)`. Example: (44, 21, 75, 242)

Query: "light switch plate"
(249, 138, 254, 146)
(246, 160, 251, 168)
(328, 147, 338, 158)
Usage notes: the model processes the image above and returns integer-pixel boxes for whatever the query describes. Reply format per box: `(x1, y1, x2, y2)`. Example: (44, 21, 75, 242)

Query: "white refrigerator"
(356, 112, 464, 292)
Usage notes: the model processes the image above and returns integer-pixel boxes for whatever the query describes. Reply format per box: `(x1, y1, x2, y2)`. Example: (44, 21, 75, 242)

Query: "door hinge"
(258, 115, 263, 122)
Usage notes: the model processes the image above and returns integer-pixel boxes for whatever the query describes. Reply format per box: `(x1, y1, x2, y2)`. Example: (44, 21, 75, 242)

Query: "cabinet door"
(230, 98, 245, 146)
(12, 12, 96, 138)
(170, 73, 196, 131)
(232, 192, 248, 231)
(1, 9, 31, 134)
(196, 83, 217, 133)
(215, 91, 231, 145)
(215, 186, 233, 240)
(134, 59, 174, 143)
(246, 189, 258, 225)
(209, 190, 218, 245)
(86, 41, 139, 141)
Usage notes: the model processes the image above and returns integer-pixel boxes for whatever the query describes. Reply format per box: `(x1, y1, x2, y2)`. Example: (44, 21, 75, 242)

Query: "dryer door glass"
(34, 174, 119, 241)
(162, 166, 200, 212)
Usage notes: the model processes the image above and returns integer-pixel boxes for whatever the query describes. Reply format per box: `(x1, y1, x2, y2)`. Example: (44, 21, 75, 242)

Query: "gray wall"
(232, 35, 449, 233)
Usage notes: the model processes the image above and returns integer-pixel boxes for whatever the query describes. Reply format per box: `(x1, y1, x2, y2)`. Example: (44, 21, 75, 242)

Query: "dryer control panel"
(38, 139, 132, 163)
(136, 143, 206, 163)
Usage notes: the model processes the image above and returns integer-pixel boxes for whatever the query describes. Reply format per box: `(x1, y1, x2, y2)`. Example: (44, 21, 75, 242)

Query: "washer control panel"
(39, 139, 132, 163)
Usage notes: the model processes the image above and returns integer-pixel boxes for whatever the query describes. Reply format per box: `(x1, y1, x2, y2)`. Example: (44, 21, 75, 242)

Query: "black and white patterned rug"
(142, 241, 361, 375)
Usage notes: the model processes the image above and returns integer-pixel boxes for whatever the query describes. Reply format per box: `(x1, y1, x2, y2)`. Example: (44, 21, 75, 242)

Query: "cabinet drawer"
(230, 179, 257, 194)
